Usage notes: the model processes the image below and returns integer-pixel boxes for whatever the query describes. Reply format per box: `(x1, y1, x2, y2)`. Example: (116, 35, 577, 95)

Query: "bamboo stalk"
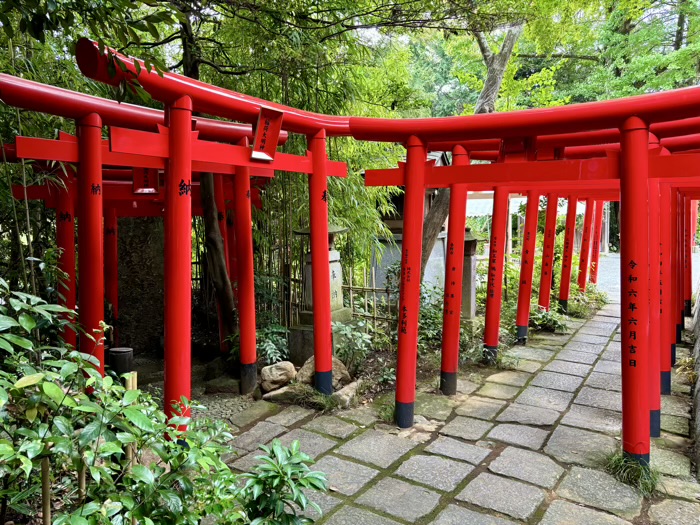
(372, 268, 378, 332)
(42, 457, 50, 525)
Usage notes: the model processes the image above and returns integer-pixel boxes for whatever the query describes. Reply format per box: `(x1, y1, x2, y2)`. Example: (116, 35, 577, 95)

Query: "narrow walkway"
(226, 305, 698, 525)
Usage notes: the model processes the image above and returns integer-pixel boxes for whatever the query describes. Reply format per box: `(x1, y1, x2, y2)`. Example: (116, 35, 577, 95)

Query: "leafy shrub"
(332, 320, 372, 376)
(238, 439, 327, 524)
(566, 284, 608, 318)
(257, 324, 290, 365)
(529, 307, 568, 333)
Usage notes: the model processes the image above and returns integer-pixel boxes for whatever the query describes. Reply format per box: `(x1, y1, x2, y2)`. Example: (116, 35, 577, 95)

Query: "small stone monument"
(462, 228, 484, 319)
(289, 225, 353, 366)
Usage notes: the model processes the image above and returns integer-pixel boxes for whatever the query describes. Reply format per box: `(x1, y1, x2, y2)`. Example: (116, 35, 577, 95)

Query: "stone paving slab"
(395, 454, 475, 491)
(488, 446, 564, 488)
(267, 405, 314, 427)
(477, 382, 521, 400)
(516, 386, 574, 412)
(313, 455, 379, 496)
(648, 500, 700, 525)
(414, 392, 457, 421)
(585, 372, 622, 391)
(563, 341, 605, 354)
(355, 477, 441, 522)
(570, 333, 611, 345)
(661, 395, 691, 418)
(544, 425, 617, 467)
(440, 416, 494, 441)
(544, 360, 592, 377)
(425, 436, 492, 464)
(429, 505, 517, 525)
(487, 423, 550, 450)
(496, 403, 560, 426)
(456, 472, 546, 521)
(513, 359, 543, 373)
(234, 421, 286, 452)
(506, 346, 555, 362)
(300, 489, 342, 520)
(555, 349, 599, 364)
(594, 360, 621, 375)
(557, 466, 642, 520)
(661, 414, 690, 436)
(455, 396, 506, 420)
(276, 428, 338, 459)
(230, 400, 280, 428)
(575, 386, 621, 412)
(531, 371, 584, 392)
(336, 406, 379, 426)
(323, 506, 402, 525)
(658, 475, 700, 501)
(560, 404, 622, 435)
(578, 325, 618, 337)
(304, 416, 359, 439)
(651, 445, 693, 479)
(601, 348, 622, 362)
(539, 500, 632, 525)
(336, 430, 418, 468)
(485, 370, 532, 387)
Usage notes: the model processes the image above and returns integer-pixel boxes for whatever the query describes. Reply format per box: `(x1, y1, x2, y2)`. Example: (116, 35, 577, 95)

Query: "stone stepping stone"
(303, 416, 358, 439)
(266, 405, 314, 427)
(489, 446, 564, 488)
(234, 421, 286, 452)
(649, 500, 700, 525)
(560, 405, 621, 435)
(336, 430, 418, 468)
(486, 370, 532, 387)
(531, 371, 584, 392)
(324, 506, 402, 525)
(540, 500, 632, 525)
(556, 349, 599, 365)
(658, 475, 700, 502)
(356, 477, 441, 522)
(487, 423, 549, 450)
(425, 436, 492, 464)
(651, 445, 693, 479)
(661, 395, 691, 418)
(477, 382, 521, 400)
(530, 334, 569, 346)
(556, 466, 642, 520)
(575, 386, 621, 412)
(275, 428, 337, 459)
(570, 333, 610, 346)
(456, 472, 546, 521)
(585, 320, 620, 329)
(455, 396, 506, 420)
(336, 406, 379, 426)
(496, 403, 560, 426)
(544, 360, 592, 377)
(395, 454, 475, 491)
(593, 360, 621, 375)
(661, 414, 690, 436)
(414, 392, 457, 421)
(564, 341, 604, 354)
(429, 504, 517, 525)
(516, 386, 574, 412)
(230, 400, 280, 428)
(312, 455, 379, 495)
(601, 348, 622, 362)
(585, 372, 622, 392)
(440, 416, 493, 441)
(607, 341, 622, 351)
(297, 489, 341, 521)
(544, 425, 617, 467)
(513, 359, 543, 373)
(231, 448, 265, 472)
(579, 325, 618, 337)
(506, 346, 555, 362)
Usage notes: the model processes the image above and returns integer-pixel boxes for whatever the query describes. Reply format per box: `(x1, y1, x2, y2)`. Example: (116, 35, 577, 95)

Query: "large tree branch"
(515, 53, 600, 62)
(474, 31, 493, 63)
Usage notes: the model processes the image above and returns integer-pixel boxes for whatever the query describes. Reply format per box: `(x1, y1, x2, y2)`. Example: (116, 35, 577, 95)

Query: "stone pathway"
(224, 303, 699, 525)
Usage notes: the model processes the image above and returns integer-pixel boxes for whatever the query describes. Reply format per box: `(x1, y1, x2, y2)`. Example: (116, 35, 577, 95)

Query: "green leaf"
(130, 464, 155, 485)
(160, 490, 183, 514)
(78, 420, 102, 448)
(14, 373, 44, 389)
(0, 314, 20, 331)
(122, 389, 140, 405)
(3, 333, 33, 350)
(42, 382, 65, 404)
(18, 313, 36, 332)
(0, 337, 14, 353)
(70, 515, 88, 525)
(53, 415, 73, 436)
(124, 408, 155, 432)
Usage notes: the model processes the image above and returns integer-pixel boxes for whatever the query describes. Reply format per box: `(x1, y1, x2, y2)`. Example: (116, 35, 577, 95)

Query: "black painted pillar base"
(440, 371, 457, 396)
(624, 451, 650, 467)
(314, 370, 333, 395)
(650, 409, 661, 438)
(240, 363, 258, 395)
(676, 323, 682, 345)
(483, 345, 498, 365)
(661, 371, 672, 395)
(558, 299, 568, 314)
(395, 401, 414, 429)
(672, 344, 677, 367)
(516, 325, 528, 345)
(684, 299, 692, 317)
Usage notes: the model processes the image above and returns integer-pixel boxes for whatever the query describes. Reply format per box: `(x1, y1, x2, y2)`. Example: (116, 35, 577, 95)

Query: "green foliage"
(605, 452, 660, 498)
(238, 440, 327, 525)
(285, 383, 340, 413)
(529, 307, 568, 333)
(566, 284, 608, 319)
(332, 320, 372, 377)
(257, 325, 290, 365)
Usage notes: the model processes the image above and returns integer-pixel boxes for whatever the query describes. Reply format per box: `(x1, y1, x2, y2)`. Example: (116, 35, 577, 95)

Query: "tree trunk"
(180, 11, 237, 349)
(419, 24, 523, 281)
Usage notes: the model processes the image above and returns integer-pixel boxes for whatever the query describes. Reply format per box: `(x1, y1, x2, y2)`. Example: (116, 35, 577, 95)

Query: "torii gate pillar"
(515, 190, 540, 343)
(558, 195, 577, 313)
(56, 173, 76, 349)
(538, 194, 558, 310)
(104, 206, 119, 345)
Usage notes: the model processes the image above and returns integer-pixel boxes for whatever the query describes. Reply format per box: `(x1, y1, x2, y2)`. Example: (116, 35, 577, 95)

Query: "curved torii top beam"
(77, 38, 700, 142)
